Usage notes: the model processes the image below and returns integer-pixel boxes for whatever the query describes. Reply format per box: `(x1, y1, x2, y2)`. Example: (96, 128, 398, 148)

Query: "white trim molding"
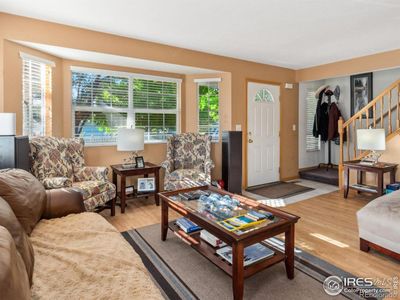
(19, 52, 56, 67)
(70, 66, 182, 83)
(194, 77, 222, 83)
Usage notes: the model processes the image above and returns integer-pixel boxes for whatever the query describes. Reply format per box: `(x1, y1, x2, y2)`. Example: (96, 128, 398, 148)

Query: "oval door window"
(255, 88, 274, 103)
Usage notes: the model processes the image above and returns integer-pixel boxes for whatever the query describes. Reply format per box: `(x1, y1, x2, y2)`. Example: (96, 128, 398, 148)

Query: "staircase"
(338, 79, 400, 188)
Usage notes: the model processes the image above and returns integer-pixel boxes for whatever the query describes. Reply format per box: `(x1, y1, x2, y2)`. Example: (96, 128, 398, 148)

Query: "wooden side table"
(343, 160, 397, 198)
(111, 162, 161, 214)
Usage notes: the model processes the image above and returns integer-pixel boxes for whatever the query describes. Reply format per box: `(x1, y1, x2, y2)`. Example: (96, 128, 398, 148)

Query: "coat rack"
(314, 85, 341, 171)
(324, 89, 334, 170)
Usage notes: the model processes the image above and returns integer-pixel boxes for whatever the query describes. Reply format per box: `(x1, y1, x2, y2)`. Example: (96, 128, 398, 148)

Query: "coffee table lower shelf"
(168, 222, 285, 279)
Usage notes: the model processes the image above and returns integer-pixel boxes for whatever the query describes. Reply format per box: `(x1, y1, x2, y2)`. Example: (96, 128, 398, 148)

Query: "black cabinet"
(222, 131, 242, 194)
(0, 136, 30, 171)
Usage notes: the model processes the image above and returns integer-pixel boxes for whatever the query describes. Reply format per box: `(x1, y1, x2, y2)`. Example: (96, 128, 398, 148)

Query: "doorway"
(247, 82, 280, 187)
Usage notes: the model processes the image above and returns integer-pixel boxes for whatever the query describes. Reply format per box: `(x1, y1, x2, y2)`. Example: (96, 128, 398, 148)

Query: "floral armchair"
(29, 137, 116, 212)
(161, 133, 215, 191)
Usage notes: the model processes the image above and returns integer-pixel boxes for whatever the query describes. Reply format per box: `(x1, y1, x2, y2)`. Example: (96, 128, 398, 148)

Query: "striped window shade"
(22, 55, 53, 137)
(132, 79, 178, 142)
(72, 72, 129, 145)
(72, 68, 180, 145)
(306, 90, 320, 151)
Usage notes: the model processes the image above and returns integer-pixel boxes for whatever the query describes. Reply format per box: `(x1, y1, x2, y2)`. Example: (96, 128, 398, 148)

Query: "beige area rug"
(123, 223, 353, 300)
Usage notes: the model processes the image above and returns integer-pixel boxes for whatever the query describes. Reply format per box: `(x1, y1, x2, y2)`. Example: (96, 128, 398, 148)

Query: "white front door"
(247, 82, 280, 187)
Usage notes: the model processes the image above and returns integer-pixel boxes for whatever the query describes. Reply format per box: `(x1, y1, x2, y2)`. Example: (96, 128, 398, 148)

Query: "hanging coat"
(327, 102, 347, 144)
(328, 102, 341, 140)
(312, 88, 326, 138)
(319, 102, 330, 142)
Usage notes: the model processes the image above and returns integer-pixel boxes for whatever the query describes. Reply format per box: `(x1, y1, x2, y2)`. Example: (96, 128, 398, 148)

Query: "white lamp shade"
(357, 129, 386, 151)
(0, 113, 16, 136)
(117, 128, 144, 151)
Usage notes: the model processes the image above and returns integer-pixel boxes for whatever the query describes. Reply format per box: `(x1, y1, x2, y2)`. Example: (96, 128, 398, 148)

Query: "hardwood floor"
(101, 190, 400, 285)
(282, 191, 400, 282)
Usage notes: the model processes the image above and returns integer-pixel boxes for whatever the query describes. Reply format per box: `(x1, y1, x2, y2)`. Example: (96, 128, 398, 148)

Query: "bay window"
(71, 67, 180, 145)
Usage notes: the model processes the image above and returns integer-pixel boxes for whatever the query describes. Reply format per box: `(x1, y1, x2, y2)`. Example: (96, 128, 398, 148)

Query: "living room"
(0, 1, 399, 300)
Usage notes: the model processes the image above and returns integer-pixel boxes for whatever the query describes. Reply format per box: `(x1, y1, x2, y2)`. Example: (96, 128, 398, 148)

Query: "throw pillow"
(0, 169, 46, 235)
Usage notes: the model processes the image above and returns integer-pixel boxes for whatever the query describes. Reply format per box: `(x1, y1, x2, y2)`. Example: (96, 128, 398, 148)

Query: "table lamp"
(357, 128, 386, 165)
(0, 113, 16, 136)
(117, 128, 144, 169)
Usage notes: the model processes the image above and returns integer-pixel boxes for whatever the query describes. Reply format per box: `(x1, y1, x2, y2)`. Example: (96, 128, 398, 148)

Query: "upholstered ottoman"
(357, 190, 400, 259)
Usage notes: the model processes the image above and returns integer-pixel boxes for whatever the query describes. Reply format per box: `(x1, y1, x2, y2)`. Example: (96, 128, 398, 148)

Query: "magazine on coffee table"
(216, 243, 275, 266)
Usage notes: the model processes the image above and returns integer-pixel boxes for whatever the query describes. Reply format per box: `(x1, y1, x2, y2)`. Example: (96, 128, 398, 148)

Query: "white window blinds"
(198, 81, 219, 141)
(306, 91, 320, 151)
(133, 79, 178, 142)
(72, 68, 180, 145)
(22, 57, 52, 137)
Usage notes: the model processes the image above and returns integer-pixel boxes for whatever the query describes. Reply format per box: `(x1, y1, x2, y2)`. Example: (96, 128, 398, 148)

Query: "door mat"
(246, 181, 313, 199)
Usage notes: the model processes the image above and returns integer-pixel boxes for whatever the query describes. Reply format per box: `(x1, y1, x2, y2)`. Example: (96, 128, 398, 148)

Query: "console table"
(111, 162, 161, 214)
(343, 160, 398, 198)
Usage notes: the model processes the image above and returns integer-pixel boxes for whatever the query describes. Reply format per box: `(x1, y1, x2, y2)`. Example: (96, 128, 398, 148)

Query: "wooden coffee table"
(158, 186, 300, 300)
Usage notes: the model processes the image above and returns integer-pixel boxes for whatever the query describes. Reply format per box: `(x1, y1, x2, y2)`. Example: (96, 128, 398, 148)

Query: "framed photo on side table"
(350, 72, 373, 118)
(135, 156, 145, 168)
(137, 177, 155, 192)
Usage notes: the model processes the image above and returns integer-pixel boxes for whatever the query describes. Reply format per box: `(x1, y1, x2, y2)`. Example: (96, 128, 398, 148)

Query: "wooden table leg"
(285, 224, 295, 279)
(111, 171, 117, 216)
(161, 199, 168, 241)
(390, 168, 396, 184)
(377, 171, 384, 196)
(357, 170, 363, 194)
(155, 169, 160, 206)
(144, 174, 149, 199)
(344, 167, 350, 198)
(110, 197, 116, 216)
(121, 175, 126, 213)
(232, 242, 244, 300)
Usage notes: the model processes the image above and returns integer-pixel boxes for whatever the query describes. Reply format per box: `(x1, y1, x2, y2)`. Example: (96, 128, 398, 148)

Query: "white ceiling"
(15, 41, 218, 75)
(2, 0, 400, 69)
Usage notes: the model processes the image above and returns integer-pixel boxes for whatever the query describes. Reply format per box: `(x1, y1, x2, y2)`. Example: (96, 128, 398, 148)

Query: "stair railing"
(338, 79, 400, 188)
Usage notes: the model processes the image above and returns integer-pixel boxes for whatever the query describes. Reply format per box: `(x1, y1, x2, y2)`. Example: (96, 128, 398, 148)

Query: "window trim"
(306, 89, 321, 152)
(71, 66, 182, 146)
(20, 52, 56, 67)
(21, 55, 53, 137)
(196, 81, 220, 142)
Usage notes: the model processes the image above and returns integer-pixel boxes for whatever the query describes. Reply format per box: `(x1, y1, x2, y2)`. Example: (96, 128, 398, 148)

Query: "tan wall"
(3, 40, 64, 136)
(0, 38, 4, 112)
(0, 12, 299, 185)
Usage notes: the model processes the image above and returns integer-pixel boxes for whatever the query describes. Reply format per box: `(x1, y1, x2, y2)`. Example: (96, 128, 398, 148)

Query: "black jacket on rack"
(319, 102, 330, 142)
(312, 88, 326, 138)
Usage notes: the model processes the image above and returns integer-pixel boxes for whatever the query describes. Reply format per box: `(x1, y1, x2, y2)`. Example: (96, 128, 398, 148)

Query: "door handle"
(248, 138, 253, 143)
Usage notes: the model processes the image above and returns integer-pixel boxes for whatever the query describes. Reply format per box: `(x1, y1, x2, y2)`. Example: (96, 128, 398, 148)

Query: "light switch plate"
(235, 124, 242, 131)
(292, 124, 296, 131)
(285, 83, 294, 89)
